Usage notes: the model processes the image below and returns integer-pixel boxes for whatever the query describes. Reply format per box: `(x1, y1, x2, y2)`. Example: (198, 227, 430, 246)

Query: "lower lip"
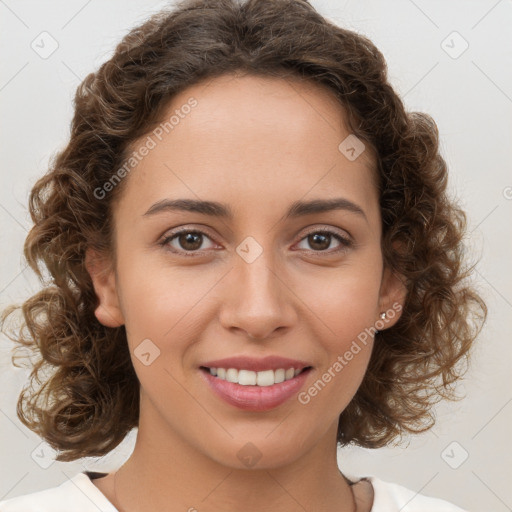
(200, 368, 312, 411)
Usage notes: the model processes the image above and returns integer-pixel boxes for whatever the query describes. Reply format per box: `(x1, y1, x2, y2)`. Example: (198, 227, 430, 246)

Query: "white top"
(0, 471, 467, 511)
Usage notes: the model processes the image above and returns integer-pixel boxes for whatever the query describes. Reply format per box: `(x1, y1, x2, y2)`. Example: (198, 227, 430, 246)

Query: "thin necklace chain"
(112, 464, 357, 512)
(348, 477, 358, 512)
(113, 465, 126, 512)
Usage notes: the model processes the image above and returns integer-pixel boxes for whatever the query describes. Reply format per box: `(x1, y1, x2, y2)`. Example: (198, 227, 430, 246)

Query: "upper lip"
(200, 355, 313, 372)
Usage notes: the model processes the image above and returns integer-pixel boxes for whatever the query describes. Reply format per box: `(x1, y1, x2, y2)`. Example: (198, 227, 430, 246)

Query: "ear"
(85, 248, 125, 328)
(377, 264, 407, 330)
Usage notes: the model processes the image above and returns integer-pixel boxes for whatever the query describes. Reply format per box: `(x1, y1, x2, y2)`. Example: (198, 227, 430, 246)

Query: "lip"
(200, 366, 312, 411)
(200, 355, 312, 372)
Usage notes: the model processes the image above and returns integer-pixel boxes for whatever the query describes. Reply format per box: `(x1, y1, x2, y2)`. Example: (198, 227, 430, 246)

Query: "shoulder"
(364, 476, 468, 512)
(0, 472, 117, 512)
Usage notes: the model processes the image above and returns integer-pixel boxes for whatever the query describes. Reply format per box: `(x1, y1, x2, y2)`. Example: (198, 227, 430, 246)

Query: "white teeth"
(238, 369, 256, 385)
(226, 368, 238, 383)
(256, 370, 274, 387)
(208, 366, 305, 386)
(274, 368, 285, 384)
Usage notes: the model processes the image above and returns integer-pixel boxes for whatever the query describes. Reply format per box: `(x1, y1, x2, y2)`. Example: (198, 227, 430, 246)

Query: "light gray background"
(1, 1, 511, 511)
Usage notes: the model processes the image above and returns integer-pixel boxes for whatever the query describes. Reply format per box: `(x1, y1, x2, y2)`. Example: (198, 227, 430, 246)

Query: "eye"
(160, 229, 218, 257)
(295, 228, 353, 254)
(159, 227, 353, 258)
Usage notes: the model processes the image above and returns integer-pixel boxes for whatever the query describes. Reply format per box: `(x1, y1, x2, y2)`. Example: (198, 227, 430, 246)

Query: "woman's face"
(88, 73, 404, 469)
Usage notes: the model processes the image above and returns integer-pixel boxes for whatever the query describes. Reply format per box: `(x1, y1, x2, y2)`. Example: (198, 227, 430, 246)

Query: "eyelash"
(158, 226, 353, 258)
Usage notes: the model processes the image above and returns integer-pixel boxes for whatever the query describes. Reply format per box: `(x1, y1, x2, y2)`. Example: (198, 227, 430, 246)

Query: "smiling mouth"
(200, 366, 312, 387)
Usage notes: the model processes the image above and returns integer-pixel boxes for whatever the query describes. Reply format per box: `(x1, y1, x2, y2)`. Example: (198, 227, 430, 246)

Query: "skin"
(86, 72, 406, 512)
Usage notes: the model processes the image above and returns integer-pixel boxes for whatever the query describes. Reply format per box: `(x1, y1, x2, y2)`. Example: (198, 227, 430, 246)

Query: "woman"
(0, 0, 486, 510)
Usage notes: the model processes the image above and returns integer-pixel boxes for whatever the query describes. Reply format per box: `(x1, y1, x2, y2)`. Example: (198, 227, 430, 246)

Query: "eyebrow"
(143, 197, 367, 221)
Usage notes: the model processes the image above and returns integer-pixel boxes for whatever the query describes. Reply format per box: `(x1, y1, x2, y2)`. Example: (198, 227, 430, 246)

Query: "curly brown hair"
(1, 0, 487, 462)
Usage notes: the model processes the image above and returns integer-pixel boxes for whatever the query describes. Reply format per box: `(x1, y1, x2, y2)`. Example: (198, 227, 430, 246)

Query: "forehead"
(116, 73, 379, 224)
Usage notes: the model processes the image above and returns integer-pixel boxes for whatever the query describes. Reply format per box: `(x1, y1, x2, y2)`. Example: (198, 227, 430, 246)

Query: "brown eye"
(296, 229, 352, 254)
(176, 232, 203, 251)
(307, 233, 331, 251)
(161, 229, 217, 256)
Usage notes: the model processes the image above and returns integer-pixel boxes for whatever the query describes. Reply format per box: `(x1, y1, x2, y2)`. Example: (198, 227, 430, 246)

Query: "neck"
(111, 402, 356, 512)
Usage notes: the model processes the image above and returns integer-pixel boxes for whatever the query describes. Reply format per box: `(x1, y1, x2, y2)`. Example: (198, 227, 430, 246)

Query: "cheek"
(118, 259, 217, 354)
(291, 265, 381, 403)
(117, 266, 210, 407)
(294, 263, 382, 342)
(294, 274, 378, 417)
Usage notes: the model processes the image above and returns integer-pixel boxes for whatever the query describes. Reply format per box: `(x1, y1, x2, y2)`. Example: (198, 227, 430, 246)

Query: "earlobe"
(85, 248, 125, 328)
(377, 265, 407, 329)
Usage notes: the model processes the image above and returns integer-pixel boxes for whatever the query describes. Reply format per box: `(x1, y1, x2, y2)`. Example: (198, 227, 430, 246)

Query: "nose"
(218, 249, 297, 340)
